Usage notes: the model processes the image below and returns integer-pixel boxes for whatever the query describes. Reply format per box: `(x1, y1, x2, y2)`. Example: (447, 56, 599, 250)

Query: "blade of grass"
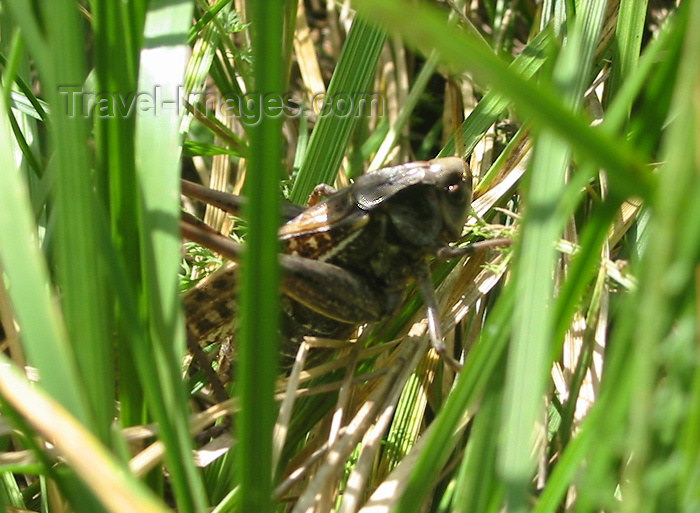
(188, 0, 234, 44)
(91, 0, 146, 431)
(679, 299, 700, 509)
(290, 17, 386, 203)
(2, 0, 120, 446)
(619, 1, 700, 510)
(0, 34, 43, 179)
(438, 28, 550, 160)
(0, 50, 48, 123)
(38, 0, 118, 443)
(0, 85, 89, 428)
(605, 0, 650, 109)
(453, 360, 506, 513)
(181, 0, 233, 137)
(502, 4, 608, 510)
(133, 1, 208, 511)
(551, 11, 685, 360)
(0, 2, 47, 74)
(236, 1, 286, 512)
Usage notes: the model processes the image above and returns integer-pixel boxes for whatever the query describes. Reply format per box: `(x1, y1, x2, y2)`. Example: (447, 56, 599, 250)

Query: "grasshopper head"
(352, 157, 472, 250)
(429, 157, 472, 242)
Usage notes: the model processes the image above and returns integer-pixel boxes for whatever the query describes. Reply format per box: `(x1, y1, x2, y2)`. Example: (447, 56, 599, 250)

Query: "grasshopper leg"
(306, 183, 337, 206)
(181, 215, 388, 324)
(416, 263, 463, 372)
(280, 254, 387, 324)
(436, 238, 512, 260)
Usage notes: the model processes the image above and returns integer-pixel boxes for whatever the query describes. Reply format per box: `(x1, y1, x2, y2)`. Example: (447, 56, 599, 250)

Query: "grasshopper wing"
(279, 188, 370, 260)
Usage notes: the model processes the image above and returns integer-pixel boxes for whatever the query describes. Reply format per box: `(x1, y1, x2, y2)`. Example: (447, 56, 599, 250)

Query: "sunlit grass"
(0, 1, 697, 512)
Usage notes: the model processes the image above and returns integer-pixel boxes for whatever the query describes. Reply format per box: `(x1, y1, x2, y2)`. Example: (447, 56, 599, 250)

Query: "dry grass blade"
(0, 359, 169, 513)
(290, 335, 426, 513)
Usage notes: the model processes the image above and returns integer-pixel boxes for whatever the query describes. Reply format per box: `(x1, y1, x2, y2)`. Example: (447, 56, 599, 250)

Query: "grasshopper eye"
(436, 171, 472, 242)
(445, 181, 466, 204)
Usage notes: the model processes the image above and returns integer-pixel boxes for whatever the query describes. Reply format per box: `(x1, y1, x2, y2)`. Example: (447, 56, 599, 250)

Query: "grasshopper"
(181, 157, 504, 372)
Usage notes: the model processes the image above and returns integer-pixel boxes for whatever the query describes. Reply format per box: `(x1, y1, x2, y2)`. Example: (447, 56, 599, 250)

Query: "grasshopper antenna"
(180, 213, 244, 261)
(182, 179, 304, 220)
(447, 77, 466, 161)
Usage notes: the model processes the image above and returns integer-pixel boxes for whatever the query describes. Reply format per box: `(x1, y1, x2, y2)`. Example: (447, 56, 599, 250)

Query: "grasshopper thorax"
(353, 157, 472, 250)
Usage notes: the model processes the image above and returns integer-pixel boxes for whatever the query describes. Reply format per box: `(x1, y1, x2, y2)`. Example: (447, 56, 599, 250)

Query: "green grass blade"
(89, 0, 148, 438)
(0, 89, 89, 428)
(290, 17, 386, 203)
(680, 313, 700, 510)
(4, 0, 118, 445)
(501, 5, 608, 509)
(0, 1, 47, 73)
(438, 27, 551, 159)
(236, 2, 286, 512)
(606, 0, 650, 106)
(133, 1, 208, 511)
(38, 0, 117, 443)
(619, 2, 700, 510)
(453, 365, 506, 513)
